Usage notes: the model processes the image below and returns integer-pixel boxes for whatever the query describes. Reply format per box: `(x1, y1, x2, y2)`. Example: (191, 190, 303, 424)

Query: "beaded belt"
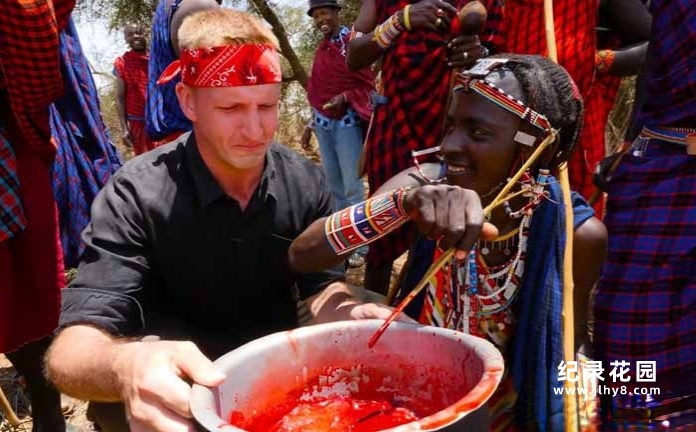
(632, 126, 696, 156)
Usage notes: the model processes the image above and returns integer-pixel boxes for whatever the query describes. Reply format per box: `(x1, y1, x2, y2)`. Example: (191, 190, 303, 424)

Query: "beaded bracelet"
(373, 13, 404, 49)
(596, 49, 615, 74)
(324, 187, 412, 255)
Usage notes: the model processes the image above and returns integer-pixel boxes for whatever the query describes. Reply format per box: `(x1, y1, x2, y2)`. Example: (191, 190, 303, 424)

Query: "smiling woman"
(288, 54, 608, 431)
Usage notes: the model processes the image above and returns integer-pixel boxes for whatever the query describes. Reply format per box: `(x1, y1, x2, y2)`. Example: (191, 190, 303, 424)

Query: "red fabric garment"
(114, 50, 149, 118)
(0, 125, 65, 353)
(158, 44, 282, 87)
(0, 0, 75, 162)
(500, 0, 604, 215)
(307, 31, 375, 121)
(129, 119, 157, 155)
(366, 0, 504, 267)
(0, 0, 73, 352)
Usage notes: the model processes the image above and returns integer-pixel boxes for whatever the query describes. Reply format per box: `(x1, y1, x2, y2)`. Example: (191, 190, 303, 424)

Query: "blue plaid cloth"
(145, 0, 192, 141)
(50, 18, 122, 268)
(636, 0, 696, 128)
(0, 131, 27, 242)
(594, 135, 696, 398)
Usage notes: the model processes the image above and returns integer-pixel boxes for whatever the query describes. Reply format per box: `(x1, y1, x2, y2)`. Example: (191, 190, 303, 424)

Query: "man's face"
(124, 24, 147, 52)
(177, 83, 281, 172)
(312, 7, 340, 37)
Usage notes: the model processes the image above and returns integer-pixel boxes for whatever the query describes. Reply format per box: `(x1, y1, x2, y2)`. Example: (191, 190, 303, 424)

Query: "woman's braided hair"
(488, 54, 584, 168)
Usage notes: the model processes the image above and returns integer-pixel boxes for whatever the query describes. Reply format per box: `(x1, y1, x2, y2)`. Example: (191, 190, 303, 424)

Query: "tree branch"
(248, 0, 308, 88)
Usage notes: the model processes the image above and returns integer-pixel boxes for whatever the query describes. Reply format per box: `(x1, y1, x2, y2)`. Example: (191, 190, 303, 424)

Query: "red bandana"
(157, 43, 282, 87)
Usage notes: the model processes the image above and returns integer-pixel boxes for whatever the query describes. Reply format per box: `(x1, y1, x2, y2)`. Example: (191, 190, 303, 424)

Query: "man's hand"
(404, 184, 498, 259)
(398, 0, 458, 32)
(113, 340, 225, 432)
(122, 128, 133, 148)
(446, 34, 484, 68)
(301, 127, 313, 152)
(322, 94, 347, 112)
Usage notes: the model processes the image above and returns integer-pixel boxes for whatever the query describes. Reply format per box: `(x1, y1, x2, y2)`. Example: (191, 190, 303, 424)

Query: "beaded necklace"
(451, 214, 531, 337)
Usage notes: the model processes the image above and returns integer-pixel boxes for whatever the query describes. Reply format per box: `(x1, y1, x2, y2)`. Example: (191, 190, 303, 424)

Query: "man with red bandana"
(46, 9, 410, 432)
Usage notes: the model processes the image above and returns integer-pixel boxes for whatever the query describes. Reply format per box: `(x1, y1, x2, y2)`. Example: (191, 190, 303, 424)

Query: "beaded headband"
(453, 58, 553, 146)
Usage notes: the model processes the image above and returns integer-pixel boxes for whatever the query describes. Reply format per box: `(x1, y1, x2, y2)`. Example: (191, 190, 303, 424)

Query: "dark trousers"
(5, 336, 66, 432)
(86, 402, 129, 432)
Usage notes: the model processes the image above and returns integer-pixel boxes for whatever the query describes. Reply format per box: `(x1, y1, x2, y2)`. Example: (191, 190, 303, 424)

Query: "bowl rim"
(190, 320, 505, 432)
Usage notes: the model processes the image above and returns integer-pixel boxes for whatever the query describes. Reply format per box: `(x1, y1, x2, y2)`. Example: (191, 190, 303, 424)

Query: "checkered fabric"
(51, 18, 122, 268)
(366, 0, 504, 267)
(114, 50, 149, 119)
(501, 0, 602, 215)
(594, 0, 696, 398)
(145, 0, 192, 141)
(594, 139, 696, 397)
(636, 0, 696, 128)
(0, 133, 26, 242)
(0, 0, 75, 242)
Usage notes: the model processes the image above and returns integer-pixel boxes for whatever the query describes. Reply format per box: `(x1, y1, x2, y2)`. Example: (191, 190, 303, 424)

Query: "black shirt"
(60, 133, 344, 358)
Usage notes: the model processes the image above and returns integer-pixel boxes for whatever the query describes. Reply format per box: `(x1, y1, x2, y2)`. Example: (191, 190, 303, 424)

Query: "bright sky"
(75, 17, 125, 90)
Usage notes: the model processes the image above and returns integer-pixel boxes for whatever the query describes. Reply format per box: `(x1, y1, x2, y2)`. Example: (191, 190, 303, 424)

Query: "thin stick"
(542, 0, 579, 428)
(0, 386, 21, 427)
(369, 133, 556, 348)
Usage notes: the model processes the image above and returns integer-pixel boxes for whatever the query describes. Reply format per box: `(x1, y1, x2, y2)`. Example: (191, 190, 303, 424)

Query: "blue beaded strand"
(467, 245, 478, 295)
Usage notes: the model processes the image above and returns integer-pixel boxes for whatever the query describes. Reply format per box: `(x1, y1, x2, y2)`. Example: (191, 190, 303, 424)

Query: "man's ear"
(176, 82, 198, 122)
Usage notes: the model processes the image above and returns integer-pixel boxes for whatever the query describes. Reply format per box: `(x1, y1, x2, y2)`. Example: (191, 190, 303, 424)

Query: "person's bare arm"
(597, 0, 651, 76)
(604, 0, 652, 44)
(289, 163, 498, 273)
(114, 75, 132, 147)
(347, 0, 383, 71)
(305, 281, 414, 323)
(347, 0, 458, 71)
(603, 42, 649, 77)
(572, 216, 608, 352)
(46, 325, 127, 402)
(170, 0, 221, 55)
(288, 164, 441, 273)
(47, 325, 225, 432)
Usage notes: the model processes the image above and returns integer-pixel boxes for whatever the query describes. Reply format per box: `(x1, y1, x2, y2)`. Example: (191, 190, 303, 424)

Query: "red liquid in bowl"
(230, 396, 420, 432)
(227, 364, 455, 431)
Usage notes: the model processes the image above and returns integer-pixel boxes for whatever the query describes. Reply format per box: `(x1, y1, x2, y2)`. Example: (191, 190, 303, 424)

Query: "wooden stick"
(0, 385, 22, 428)
(369, 133, 556, 348)
(542, 0, 578, 429)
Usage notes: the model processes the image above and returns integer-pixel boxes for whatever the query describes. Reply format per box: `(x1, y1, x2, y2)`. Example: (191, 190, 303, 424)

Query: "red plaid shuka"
(0, 0, 75, 162)
(500, 0, 604, 215)
(366, 0, 504, 267)
(0, 0, 73, 352)
(1, 0, 75, 241)
(113, 50, 149, 119)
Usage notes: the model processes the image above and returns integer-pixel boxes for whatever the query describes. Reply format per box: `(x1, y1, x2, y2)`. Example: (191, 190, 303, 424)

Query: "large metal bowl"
(191, 320, 504, 431)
